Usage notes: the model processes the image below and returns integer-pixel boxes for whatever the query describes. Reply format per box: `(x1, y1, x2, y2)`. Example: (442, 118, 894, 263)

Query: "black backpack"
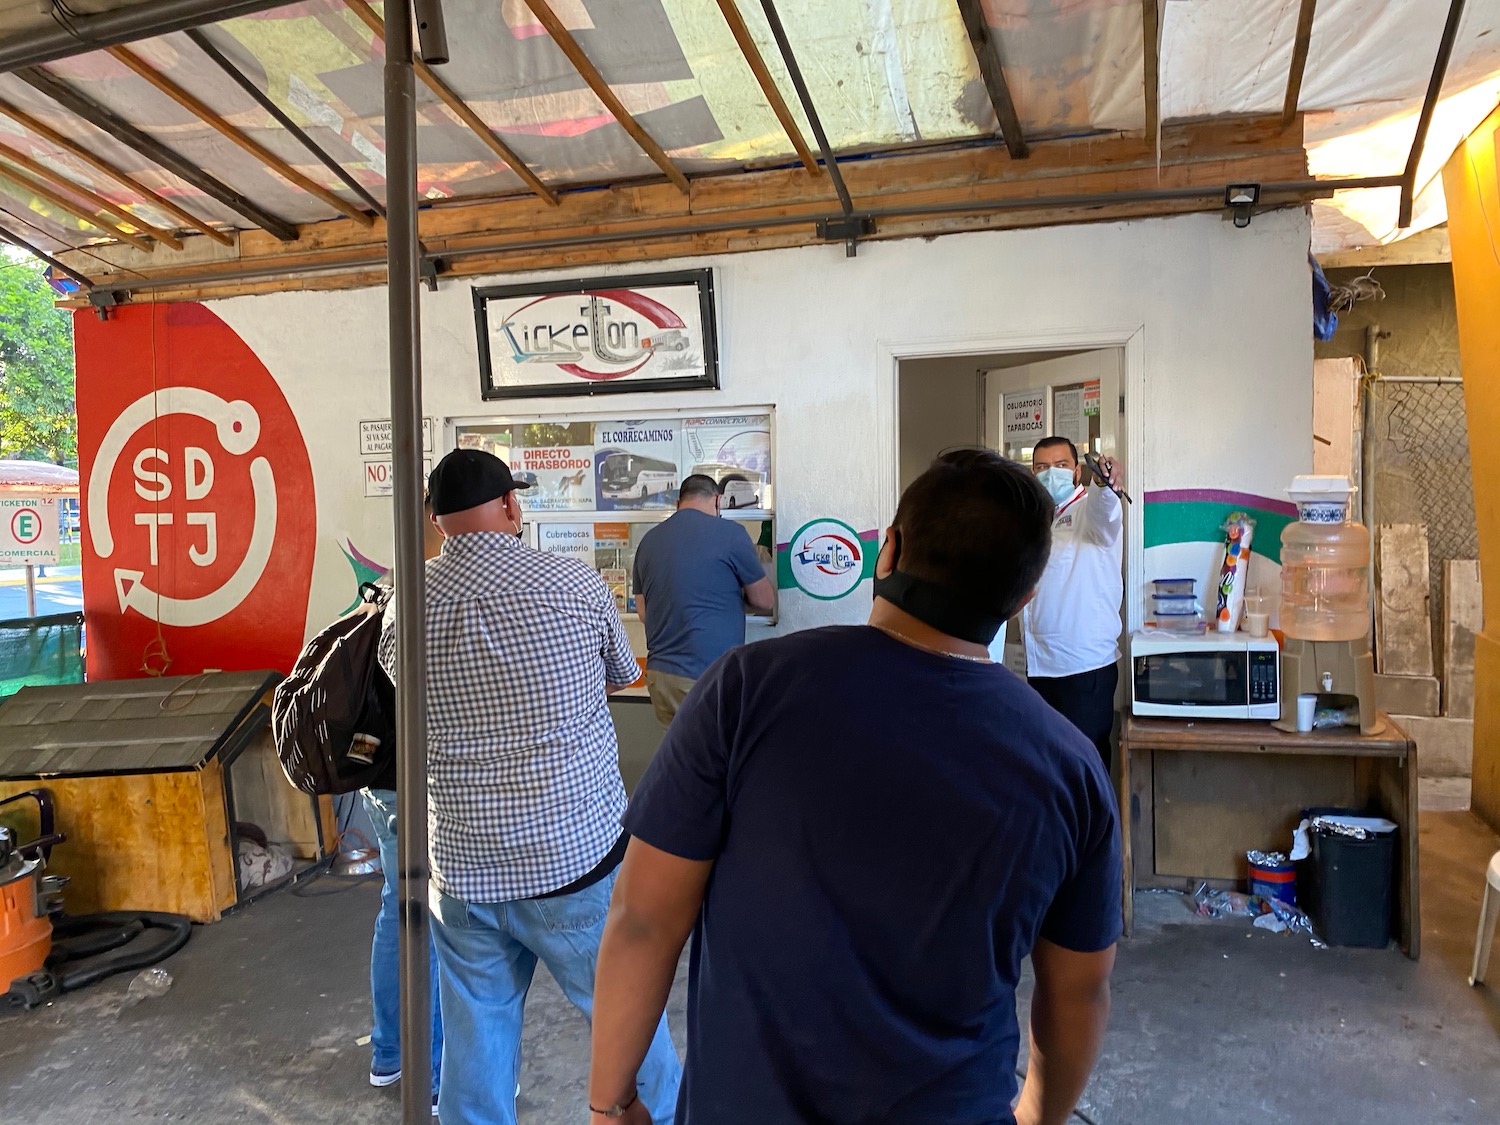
(272, 584, 398, 795)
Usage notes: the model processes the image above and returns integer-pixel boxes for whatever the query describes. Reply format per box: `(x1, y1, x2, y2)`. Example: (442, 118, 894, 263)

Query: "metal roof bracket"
(817, 215, 875, 257)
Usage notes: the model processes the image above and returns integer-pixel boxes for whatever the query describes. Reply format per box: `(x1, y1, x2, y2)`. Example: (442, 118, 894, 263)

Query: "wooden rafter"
(0, 156, 156, 253)
(106, 44, 376, 227)
(341, 0, 558, 205)
(956, 0, 1027, 159)
(0, 96, 233, 247)
(1143, 0, 1163, 147)
(16, 65, 298, 242)
(519, 0, 691, 194)
(66, 116, 1312, 302)
(0, 135, 183, 249)
(714, 0, 818, 174)
(1282, 0, 1318, 128)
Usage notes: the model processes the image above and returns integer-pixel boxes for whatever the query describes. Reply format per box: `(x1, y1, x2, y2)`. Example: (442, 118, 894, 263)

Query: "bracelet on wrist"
(589, 1089, 638, 1118)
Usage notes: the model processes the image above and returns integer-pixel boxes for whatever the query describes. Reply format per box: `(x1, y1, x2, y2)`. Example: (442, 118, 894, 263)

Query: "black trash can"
(1297, 812, 1397, 948)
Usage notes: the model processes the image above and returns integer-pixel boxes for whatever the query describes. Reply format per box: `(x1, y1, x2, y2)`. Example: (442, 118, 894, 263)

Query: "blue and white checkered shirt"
(378, 531, 639, 902)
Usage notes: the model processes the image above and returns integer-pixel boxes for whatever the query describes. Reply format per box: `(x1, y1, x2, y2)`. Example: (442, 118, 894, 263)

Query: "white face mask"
(1036, 466, 1078, 507)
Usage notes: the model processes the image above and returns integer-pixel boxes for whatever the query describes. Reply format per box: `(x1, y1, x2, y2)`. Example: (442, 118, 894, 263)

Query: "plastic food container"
(1155, 614, 1208, 633)
(1151, 594, 1199, 614)
(1152, 578, 1196, 596)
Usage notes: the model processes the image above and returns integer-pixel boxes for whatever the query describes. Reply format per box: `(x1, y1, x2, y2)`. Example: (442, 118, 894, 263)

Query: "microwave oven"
(1130, 631, 1280, 719)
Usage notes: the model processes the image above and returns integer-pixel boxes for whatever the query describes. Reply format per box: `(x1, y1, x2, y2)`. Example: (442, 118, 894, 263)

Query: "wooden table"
(1119, 714, 1418, 958)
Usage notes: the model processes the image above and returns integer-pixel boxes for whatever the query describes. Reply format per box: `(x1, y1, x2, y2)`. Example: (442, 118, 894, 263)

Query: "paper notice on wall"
(593, 420, 680, 510)
(537, 523, 594, 564)
(516, 445, 595, 511)
(360, 417, 434, 456)
(1052, 389, 1086, 448)
(1082, 380, 1101, 417)
(1002, 390, 1046, 444)
(364, 458, 432, 498)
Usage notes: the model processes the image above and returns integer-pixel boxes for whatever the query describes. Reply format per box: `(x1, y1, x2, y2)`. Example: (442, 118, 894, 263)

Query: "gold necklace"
(872, 625, 993, 664)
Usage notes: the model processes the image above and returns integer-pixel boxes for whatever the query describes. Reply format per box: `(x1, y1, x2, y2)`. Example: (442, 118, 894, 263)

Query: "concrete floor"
(3, 799, 1498, 1124)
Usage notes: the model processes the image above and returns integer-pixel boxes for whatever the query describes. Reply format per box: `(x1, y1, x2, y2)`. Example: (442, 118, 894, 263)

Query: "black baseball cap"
(427, 448, 533, 516)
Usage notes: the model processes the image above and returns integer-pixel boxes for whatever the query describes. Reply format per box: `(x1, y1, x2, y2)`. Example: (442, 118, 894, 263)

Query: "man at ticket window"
(1023, 437, 1126, 767)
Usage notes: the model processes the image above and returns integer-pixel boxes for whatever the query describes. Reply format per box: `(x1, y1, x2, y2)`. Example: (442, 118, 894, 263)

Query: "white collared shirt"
(1022, 484, 1124, 678)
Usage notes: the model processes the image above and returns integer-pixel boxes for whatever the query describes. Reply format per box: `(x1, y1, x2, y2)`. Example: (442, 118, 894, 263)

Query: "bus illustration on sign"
(690, 461, 765, 509)
(599, 452, 678, 501)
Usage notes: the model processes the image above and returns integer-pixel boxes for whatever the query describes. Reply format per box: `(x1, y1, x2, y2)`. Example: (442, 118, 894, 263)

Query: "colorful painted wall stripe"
(776, 528, 879, 590)
(1143, 489, 1297, 565)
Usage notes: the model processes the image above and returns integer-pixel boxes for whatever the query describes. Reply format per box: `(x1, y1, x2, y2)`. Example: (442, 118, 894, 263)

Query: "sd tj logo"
(74, 302, 316, 680)
(89, 388, 275, 627)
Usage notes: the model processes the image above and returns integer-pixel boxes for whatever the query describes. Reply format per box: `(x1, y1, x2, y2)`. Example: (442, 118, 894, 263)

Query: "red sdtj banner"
(75, 303, 316, 680)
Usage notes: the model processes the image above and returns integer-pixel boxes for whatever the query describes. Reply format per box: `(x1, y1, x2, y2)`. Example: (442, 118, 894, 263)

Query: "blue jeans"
(362, 788, 444, 1088)
(431, 872, 682, 1125)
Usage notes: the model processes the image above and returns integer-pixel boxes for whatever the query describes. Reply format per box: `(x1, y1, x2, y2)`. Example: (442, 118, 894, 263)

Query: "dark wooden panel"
(1153, 751, 1359, 879)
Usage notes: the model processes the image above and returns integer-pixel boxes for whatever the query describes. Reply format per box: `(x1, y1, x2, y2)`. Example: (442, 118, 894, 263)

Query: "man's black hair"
(679, 474, 720, 503)
(1033, 435, 1079, 464)
(892, 449, 1054, 622)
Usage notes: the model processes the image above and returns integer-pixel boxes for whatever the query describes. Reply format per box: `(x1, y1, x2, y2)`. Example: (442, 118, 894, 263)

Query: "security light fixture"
(1226, 183, 1260, 228)
(415, 0, 449, 65)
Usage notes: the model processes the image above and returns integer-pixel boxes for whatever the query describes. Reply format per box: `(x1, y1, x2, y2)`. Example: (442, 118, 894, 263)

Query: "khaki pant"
(645, 670, 697, 729)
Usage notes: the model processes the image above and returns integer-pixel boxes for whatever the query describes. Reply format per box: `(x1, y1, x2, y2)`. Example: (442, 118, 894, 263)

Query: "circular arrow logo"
(789, 518, 865, 600)
(89, 387, 276, 628)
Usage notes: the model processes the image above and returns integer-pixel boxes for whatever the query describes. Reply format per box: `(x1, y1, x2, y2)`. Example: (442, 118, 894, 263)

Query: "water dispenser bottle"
(1279, 476, 1371, 642)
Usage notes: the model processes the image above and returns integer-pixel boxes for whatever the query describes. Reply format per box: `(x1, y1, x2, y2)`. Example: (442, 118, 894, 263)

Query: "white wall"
(209, 207, 1314, 638)
(897, 357, 982, 490)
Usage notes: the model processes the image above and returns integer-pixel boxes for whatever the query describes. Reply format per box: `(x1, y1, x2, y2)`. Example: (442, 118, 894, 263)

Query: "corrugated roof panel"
(0, 670, 278, 778)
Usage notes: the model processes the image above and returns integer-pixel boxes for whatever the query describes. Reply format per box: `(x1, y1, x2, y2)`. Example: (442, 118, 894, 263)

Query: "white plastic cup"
(1244, 611, 1270, 638)
(1296, 693, 1318, 732)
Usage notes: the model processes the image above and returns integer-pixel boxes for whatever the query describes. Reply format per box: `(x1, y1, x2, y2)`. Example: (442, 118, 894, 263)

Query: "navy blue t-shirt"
(623, 626, 1122, 1125)
(631, 509, 766, 679)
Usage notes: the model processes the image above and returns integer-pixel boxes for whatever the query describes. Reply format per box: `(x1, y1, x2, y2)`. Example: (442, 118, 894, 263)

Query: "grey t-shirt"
(632, 509, 766, 679)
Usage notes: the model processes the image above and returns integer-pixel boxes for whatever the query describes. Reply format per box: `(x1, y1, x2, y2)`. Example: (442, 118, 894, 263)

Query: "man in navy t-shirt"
(589, 449, 1121, 1125)
(632, 473, 775, 727)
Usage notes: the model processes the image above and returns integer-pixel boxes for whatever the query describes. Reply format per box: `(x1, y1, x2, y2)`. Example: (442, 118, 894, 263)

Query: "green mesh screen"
(0, 612, 84, 697)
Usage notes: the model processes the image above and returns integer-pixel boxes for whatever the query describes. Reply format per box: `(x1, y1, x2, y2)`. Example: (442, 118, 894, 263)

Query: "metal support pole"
(24, 564, 36, 617)
(384, 3, 431, 1122)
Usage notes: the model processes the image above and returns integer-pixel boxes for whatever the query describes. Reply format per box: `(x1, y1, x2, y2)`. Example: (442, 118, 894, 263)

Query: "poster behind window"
(594, 420, 680, 511)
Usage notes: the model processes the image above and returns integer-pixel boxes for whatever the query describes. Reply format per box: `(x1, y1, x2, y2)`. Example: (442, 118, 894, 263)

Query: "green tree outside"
(0, 252, 75, 466)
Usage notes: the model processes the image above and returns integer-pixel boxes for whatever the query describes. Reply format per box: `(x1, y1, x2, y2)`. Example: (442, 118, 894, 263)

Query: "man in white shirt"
(1022, 437, 1125, 766)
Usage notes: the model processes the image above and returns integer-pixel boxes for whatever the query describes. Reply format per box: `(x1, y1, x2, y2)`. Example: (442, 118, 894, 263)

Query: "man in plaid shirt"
(380, 448, 680, 1125)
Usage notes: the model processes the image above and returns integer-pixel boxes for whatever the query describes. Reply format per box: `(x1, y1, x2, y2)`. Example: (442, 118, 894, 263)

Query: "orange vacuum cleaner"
(0, 791, 65, 995)
(2, 789, 193, 1010)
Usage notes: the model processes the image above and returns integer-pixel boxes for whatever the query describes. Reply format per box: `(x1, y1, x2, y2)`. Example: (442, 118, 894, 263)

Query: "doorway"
(895, 346, 1129, 685)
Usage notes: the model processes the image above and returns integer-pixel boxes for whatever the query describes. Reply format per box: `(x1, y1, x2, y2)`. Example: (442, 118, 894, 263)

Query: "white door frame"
(878, 326, 1146, 633)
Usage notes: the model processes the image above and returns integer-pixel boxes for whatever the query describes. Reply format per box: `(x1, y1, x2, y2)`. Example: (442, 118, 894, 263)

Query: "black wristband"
(589, 1089, 639, 1117)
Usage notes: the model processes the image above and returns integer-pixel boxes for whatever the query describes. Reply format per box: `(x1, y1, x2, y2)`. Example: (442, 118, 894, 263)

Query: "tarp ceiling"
(0, 458, 78, 493)
(0, 0, 1494, 262)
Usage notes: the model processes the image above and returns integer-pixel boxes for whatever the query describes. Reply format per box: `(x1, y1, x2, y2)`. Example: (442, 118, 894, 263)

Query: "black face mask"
(871, 535, 1005, 646)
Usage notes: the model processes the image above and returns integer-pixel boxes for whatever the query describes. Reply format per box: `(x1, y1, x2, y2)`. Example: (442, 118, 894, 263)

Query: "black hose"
(48, 917, 144, 961)
(52, 912, 192, 993)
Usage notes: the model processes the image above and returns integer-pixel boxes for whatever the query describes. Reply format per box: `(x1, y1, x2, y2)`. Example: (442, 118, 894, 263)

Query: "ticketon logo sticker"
(788, 518, 864, 600)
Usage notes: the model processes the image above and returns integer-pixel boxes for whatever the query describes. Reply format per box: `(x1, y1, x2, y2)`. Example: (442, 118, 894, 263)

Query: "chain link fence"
(1366, 378, 1478, 676)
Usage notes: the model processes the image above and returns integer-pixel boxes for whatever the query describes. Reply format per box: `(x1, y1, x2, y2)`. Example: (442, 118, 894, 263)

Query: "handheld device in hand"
(1083, 452, 1133, 505)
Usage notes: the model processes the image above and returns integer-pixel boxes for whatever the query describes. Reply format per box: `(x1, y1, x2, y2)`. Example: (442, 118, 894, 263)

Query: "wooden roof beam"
(957, 0, 1027, 159)
(1143, 0, 1162, 148)
(0, 156, 156, 253)
(0, 96, 232, 247)
(106, 44, 376, 227)
(17, 65, 298, 241)
(342, 0, 558, 205)
(1282, 0, 1318, 129)
(519, 0, 690, 194)
(0, 135, 182, 249)
(714, 0, 818, 174)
